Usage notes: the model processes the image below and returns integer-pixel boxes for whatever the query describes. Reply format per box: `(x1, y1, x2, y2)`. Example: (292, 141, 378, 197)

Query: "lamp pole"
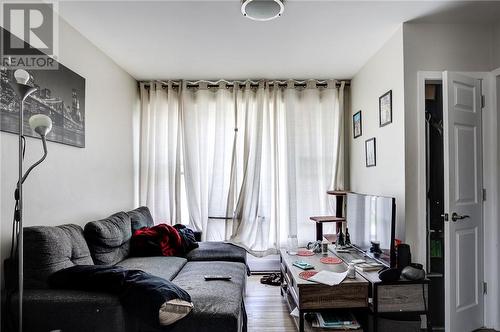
(18, 94, 23, 332)
(11, 70, 37, 332)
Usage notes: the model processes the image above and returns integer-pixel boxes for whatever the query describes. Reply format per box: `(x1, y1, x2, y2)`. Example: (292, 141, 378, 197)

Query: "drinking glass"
(287, 235, 298, 255)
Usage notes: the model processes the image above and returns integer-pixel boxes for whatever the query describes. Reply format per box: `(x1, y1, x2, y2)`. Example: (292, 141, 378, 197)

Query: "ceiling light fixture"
(241, 0, 284, 21)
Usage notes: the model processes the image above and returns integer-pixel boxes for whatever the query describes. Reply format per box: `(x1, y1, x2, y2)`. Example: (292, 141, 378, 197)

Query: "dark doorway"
(425, 81, 445, 329)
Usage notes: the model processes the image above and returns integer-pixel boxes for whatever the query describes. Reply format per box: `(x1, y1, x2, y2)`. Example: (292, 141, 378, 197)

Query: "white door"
(443, 72, 484, 332)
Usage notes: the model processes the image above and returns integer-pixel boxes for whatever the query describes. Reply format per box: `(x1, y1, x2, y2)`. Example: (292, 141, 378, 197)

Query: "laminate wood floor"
(245, 275, 296, 332)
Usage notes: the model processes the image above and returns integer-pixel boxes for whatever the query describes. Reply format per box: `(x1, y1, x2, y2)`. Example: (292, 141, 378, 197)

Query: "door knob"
(451, 212, 470, 222)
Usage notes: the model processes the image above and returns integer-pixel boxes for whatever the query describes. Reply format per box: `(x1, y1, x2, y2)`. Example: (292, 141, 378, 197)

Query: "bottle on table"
(337, 227, 345, 247)
(321, 239, 329, 255)
(345, 227, 351, 246)
(347, 263, 356, 279)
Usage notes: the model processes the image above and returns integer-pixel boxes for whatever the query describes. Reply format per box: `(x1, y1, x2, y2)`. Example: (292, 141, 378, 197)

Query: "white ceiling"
(57, 1, 500, 80)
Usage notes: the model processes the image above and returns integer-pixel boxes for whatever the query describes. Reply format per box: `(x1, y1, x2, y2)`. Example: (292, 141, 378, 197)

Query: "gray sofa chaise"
(8, 207, 248, 332)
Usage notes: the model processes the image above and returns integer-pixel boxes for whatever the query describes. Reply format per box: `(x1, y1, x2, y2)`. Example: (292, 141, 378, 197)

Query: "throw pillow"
(159, 298, 194, 326)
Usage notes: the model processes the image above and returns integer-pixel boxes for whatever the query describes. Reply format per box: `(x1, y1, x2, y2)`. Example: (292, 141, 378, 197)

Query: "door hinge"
(483, 282, 488, 295)
(481, 95, 486, 109)
(483, 188, 487, 201)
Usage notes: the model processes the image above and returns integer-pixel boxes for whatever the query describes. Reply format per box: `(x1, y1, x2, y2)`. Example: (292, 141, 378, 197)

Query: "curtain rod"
(139, 79, 350, 89)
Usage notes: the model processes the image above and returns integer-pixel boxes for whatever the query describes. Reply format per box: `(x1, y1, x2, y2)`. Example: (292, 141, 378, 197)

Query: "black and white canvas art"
(1, 30, 86, 147)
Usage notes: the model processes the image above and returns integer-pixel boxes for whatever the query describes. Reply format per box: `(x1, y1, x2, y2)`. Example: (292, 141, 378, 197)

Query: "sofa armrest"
(8, 289, 134, 332)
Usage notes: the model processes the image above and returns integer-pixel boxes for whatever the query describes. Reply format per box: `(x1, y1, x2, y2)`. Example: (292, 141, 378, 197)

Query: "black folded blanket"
(48, 265, 192, 329)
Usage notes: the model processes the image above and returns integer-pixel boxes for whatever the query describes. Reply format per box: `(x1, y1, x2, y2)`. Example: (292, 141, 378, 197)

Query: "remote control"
(204, 275, 232, 281)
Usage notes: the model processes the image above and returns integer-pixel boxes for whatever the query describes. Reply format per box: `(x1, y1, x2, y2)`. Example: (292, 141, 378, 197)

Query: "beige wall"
(402, 23, 493, 264)
(350, 23, 496, 264)
(351, 22, 498, 327)
(0, 16, 138, 285)
(493, 23, 500, 70)
(349, 27, 406, 241)
(348, 21, 498, 328)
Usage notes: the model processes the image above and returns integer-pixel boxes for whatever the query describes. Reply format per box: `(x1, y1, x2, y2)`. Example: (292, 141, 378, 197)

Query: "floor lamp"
(10, 69, 53, 332)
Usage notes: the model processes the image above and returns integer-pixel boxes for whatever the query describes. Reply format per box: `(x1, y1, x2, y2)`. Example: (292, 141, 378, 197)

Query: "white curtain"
(230, 82, 280, 255)
(181, 82, 235, 241)
(283, 80, 344, 246)
(138, 82, 181, 224)
(230, 80, 344, 255)
(137, 80, 345, 254)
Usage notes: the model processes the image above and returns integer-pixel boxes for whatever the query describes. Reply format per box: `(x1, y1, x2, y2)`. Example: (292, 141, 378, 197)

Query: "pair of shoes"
(260, 273, 281, 286)
(259, 274, 274, 284)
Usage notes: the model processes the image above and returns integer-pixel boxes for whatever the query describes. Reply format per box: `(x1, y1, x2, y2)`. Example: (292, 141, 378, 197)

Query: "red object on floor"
(298, 271, 318, 280)
(320, 257, 342, 264)
(297, 250, 315, 256)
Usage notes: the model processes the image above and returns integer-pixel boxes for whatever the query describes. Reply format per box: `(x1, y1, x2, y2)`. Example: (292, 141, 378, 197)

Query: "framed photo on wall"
(353, 111, 362, 138)
(379, 90, 392, 127)
(365, 137, 376, 167)
(0, 28, 86, 148)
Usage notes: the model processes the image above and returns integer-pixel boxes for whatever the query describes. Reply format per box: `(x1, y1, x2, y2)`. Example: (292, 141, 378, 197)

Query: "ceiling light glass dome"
(241, 0, 284, 21)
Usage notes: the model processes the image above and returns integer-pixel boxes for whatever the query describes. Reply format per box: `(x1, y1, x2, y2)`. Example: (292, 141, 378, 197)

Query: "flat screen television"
(346, 192, 396, 267)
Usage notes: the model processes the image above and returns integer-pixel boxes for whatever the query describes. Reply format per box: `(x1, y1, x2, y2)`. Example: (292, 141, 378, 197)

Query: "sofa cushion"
(84, 212, 132, 265)
(185, 242, 246, 264)
(171, 261, 246, 332)
(117, 256, 187, 281)
(14, 289, 130, 332)
(127, 206, 154, 232)
(23, 224, 93, 289)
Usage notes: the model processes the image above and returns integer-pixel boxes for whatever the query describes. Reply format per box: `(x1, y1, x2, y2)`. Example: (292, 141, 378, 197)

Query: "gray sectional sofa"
(8, 207, 248, 332)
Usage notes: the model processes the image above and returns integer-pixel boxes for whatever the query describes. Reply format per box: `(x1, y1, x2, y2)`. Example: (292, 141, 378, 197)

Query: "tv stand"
(280, 246, 433, 331)
(279, 249, 368, 332)
(328, 246, 433, 332)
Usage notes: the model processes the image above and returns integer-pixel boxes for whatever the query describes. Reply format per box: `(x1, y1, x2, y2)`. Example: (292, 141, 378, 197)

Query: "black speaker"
(397, 244, 411, 269)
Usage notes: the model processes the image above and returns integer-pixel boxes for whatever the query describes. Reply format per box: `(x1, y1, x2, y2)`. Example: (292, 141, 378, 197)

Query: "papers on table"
(308, 270, 348, 286)
(355, 262, 384, 272)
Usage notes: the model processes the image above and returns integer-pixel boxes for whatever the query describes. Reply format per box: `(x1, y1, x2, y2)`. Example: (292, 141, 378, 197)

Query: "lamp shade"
(241, 0, 284, 21)
(14, 69, 30, 85)
(29, 114, 52, 136)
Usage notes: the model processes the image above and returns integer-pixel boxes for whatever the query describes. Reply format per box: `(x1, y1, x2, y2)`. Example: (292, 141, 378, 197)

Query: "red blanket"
(131, 224, 183, 257)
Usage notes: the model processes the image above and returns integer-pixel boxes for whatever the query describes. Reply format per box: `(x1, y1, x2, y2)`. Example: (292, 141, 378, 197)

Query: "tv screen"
(346, 193, 395, 264)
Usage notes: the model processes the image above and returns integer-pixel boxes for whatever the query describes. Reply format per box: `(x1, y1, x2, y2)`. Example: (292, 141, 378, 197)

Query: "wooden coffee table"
(279, 249, 369, 332)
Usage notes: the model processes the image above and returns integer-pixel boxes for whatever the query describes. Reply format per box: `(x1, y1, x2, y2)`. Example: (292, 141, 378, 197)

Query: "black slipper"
(260, 273, 279, 285)
(268, 274, 281, 286)
(260, 275, 271, 284)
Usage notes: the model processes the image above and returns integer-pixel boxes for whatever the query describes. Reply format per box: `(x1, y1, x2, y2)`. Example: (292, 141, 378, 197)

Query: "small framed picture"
(353, 111, 362, 138)
(365, 137, 376, 167)
(379, 90, 392, 127)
